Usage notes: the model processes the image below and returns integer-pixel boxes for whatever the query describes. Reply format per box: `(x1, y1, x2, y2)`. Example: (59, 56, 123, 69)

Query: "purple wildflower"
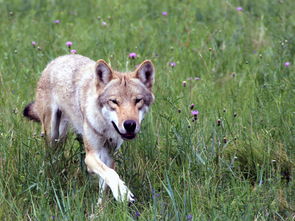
(236, 7, 243, 11)
(162, 11, 168, 16)
(101, 21, 107, 26)
(151, 189, 160, 198)
(169, 62, 176, 67)
(66, 41, 72, 48)
(31, 41, 37, 47)
(191, 110, 199, 116)
(53, 20, 60, 24)
(155, 192, 160, 198)
(134, 211, 140, 217)
(190, 104, 195, 109)
(186, 214, 193, 220)
(284, 62, 290, 67)
(70, 49, 77, 54)
(128, 52, 137, 59)
(151, 188, 161, 199)
(194, 77, 201, 80)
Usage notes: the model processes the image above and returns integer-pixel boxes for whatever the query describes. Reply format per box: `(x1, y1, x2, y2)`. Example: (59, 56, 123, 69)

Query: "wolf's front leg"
(97, 147, 115, 205)
(83, 138, 135, 203)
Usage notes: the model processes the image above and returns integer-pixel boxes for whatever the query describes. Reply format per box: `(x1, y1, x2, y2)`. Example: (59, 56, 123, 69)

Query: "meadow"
(0, 0, 294, 220)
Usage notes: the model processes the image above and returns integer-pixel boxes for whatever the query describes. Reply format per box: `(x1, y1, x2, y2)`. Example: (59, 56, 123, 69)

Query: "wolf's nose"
(123, 120, 136, 133)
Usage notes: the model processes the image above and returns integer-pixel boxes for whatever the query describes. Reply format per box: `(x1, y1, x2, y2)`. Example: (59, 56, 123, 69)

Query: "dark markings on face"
(98, 76, 154, 107)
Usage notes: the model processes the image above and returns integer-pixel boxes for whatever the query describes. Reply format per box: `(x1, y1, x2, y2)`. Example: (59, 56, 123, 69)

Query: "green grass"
(0, 0, 294, 220)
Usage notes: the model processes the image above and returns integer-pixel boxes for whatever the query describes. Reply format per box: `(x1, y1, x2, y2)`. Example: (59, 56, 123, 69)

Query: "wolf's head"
(96, 59, 155, 140)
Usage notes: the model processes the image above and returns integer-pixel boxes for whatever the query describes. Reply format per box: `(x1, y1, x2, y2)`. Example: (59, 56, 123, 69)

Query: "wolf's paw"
(116, 179, 135, 203)
(107, 175, 134, 203)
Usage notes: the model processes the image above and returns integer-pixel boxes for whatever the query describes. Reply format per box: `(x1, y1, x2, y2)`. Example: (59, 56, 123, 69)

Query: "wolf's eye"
(110, 99, 119, 105)
(135, 98, 142, 104)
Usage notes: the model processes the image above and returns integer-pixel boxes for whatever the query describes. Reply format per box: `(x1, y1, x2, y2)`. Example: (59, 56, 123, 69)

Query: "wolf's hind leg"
(50, 107, 62, 146)
(40, 108, 52, 142)
(58, 114, 68, 142)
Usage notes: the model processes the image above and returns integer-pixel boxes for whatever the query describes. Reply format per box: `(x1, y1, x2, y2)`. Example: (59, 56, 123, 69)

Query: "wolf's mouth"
(111, 121, 136, 140)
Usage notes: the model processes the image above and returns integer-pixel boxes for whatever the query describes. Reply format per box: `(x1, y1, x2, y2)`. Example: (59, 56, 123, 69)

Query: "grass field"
(0, 0, 294, 220)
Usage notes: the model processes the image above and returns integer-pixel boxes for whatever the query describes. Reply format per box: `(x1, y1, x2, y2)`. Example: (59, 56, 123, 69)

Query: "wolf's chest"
(104, 137, 123, 154)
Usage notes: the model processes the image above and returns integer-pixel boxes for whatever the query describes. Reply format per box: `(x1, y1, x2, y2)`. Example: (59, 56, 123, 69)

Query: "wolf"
(23, 54, 155, 204)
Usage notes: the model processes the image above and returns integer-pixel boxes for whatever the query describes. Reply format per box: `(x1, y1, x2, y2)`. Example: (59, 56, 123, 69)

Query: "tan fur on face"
(99, 72, 154, 105)
(98, 72, 154, 129)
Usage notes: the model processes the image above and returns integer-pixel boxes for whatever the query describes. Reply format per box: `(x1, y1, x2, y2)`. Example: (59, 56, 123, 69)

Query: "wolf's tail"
(23, 101, 40, 122)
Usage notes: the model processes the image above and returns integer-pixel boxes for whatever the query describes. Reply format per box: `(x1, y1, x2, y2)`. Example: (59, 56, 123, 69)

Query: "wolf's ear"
(95, 59, 113, 85)
(135, 60, 155, 89)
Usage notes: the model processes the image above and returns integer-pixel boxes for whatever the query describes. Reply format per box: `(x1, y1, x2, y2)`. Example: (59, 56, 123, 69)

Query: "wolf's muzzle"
(112, 121, 136, 140)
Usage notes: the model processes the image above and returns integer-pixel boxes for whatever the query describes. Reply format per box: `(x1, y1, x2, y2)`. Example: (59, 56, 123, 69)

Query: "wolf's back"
(23, 55, 97, 127)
